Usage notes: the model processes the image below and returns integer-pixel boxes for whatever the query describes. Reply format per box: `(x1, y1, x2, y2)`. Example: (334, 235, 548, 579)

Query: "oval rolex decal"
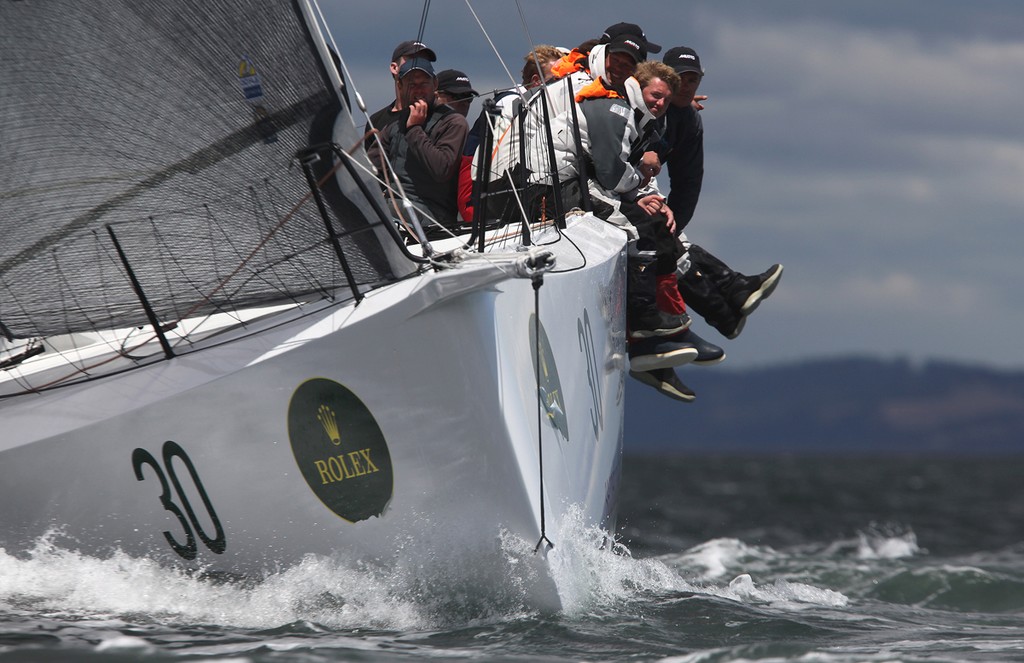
(288, 378, 393, 522)
(529, 314, 569, 441)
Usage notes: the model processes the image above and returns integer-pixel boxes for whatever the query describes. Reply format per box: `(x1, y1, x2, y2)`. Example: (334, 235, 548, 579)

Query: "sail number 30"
(132, 441, 226, 560)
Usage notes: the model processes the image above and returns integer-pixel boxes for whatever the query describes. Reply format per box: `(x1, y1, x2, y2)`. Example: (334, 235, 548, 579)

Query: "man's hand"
(664, 205, 676, 234)
(640, 151, 662, 178)
(407, 99, 428, 128)
(636, 194, 660, 215)
(637, 194, 676, 234)
(692, 94, 708, 111)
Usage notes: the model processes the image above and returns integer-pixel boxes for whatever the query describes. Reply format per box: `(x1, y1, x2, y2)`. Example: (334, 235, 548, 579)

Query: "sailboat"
(0, 0, 627, 608)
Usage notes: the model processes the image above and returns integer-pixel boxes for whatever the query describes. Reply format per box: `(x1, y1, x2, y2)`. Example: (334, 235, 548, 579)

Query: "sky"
(319, 1, 1024, 371)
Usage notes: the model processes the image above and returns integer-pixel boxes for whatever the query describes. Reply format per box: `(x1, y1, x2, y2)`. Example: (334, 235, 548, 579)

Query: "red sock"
(656, 274, 687, 315)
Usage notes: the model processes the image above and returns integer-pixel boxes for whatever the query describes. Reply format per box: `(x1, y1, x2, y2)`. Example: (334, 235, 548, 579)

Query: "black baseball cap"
(391, 40, 437, 63)
(397, 57, 436, 79)
(663, 46, 704, 76)
(606, 34, 647, 64)
(436, 69, 478, 98)
(600, 22, 661, 54)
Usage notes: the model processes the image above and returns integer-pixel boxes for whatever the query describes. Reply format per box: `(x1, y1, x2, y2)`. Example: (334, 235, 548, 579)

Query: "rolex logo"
(317, 404, 342, 445)
(289, 378, 394, 523)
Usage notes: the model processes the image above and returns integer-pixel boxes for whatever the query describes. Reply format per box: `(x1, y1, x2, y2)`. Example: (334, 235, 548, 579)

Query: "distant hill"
(624, 357, 1024, 454)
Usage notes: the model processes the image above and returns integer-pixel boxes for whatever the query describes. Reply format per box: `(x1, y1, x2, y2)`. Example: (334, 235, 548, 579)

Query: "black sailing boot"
(628, 319, 719, 377)
(688, 244, 783, 316)
(629, 368, 696, 403)
(675, 328, 725, 365)
(627, 247, 690, 339)
(627, 336, 699, 372)
(676, 264, 746, 339)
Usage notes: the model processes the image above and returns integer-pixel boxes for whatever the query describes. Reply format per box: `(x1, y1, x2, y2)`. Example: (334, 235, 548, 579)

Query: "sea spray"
(548, 506, 690, 614)
(0, 538, 426, 630)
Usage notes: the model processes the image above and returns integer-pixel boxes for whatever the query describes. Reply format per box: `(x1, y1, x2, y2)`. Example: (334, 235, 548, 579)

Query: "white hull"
(0, 216, 627, 609)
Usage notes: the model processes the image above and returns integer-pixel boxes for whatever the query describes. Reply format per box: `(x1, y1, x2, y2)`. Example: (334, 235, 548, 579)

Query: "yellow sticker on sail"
(237, 55, 263, 101)
(238, 58, 257, 78)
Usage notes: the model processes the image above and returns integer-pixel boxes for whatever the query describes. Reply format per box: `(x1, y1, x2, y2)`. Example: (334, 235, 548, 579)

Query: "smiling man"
(574, 60, 726, 380)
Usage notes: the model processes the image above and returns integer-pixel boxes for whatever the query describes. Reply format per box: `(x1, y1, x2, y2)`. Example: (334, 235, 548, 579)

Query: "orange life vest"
(549, 49, 588, 79)
(575, 78, 624, 103)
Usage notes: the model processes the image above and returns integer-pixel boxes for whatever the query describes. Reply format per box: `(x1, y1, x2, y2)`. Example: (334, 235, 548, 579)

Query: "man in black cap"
(593, 21, 660, 87)
(366, 58, 469, 236)
(366, 40, 438, 141)
(513, 21, 658, 200)
(435, 69, 478, 118)
(658, 46, 783, 341)
(600, 22, 662, 55)
(581, 22, 658, 90)
(660, 46, 704, 231)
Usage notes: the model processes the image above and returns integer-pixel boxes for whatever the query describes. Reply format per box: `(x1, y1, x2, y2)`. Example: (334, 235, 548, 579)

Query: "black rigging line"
(533, 272, 554, 553)
(417, 0, 431, 44)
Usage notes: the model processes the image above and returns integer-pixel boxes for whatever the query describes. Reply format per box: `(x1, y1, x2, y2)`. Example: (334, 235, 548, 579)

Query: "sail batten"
(1, 0, 400, 340)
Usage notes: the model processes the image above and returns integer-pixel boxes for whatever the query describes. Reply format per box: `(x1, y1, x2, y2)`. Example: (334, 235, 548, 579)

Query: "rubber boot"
(688, 244, 783, 316)
(629, 368, 696, 403)
(676, 265, 746, 340)
(675, 328, 725, 365)
(627, 247, 689, 339)
(735, 264, 784, 315)
(627, 336, 699, 372)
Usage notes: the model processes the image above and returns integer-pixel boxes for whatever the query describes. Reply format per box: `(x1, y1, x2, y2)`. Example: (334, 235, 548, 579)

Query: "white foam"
(856, 525, 920, 559)
(724, 573, 849, 608)
(545, 509, 849, 613)
(547, 506, 690, 615)
(95, 635, 155, 652)
(0, 535, 437, 630)
(1, 513, 851, 631)
(673, 538, 777, 580)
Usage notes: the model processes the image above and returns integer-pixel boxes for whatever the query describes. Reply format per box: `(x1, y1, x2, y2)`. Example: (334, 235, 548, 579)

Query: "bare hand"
(637, 194, 662, 215)
(692, 95, 708, 112)
(637, 195, 676, 233)
(407, 100, 428, 128)
(640, 151, 661, 178)
(664, 206, 676, 234)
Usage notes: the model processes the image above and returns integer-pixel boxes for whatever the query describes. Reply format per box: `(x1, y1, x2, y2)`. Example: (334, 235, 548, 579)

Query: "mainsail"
(0, 0, 406, 340)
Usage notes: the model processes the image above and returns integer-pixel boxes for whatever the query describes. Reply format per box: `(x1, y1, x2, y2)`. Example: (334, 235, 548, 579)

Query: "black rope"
(537, 89, 565, 228)
(567, 77, 592, 212)
(533, 272, 553, 552)
(416, 0, 431, 43)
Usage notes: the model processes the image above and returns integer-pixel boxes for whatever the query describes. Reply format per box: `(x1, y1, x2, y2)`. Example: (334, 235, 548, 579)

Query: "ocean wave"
(867, 564, 1024, 613)
(0, 533, 428, 630)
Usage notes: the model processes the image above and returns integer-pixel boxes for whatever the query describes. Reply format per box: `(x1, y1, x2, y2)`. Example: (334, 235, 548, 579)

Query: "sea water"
(3, 454, 1024, 662)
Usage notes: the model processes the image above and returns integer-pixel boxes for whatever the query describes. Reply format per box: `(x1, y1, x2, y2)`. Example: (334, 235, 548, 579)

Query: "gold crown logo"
(238, 57, 257, 78)
(317, 404, 342, 446)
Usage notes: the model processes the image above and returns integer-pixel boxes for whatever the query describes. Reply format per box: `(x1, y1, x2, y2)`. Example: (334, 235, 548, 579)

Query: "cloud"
(815, 271, 979, 313)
